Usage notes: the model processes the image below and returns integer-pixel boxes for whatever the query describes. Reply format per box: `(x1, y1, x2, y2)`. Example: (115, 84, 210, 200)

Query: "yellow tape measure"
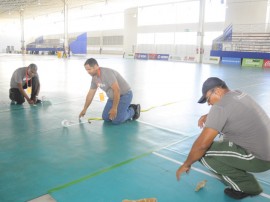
(87, 101, 179, 122)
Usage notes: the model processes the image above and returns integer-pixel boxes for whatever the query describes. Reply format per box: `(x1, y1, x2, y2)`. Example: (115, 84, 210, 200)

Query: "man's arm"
(17, 83, 33, 104)
(198, 114, 208, 128)
(176, 127, 218, 181)
(109, 81, 120, 120)
(79, 88, 97, 118)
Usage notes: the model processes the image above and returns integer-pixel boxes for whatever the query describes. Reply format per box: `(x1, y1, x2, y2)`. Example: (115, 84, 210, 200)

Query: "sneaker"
(35, 99, 42, 104)
(224, 188, 259, 200)
(10, 100, 16, 105)
(130, 104, 141, 120)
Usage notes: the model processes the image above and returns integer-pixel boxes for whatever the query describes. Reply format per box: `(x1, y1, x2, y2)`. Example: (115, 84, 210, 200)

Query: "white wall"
(225, 0, 268, 26)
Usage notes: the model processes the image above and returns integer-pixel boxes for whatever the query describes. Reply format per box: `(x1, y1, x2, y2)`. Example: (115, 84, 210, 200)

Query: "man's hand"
(198, 114, 208, 128)
(27, 98, 34, 104)
(79, 109, 87, 119)
(176, 163, 191, 181)
(109, 108, 117, 120)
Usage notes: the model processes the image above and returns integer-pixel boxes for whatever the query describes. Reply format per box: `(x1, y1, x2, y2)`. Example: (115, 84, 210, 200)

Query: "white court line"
(164, 147, 270, 187)
(153, 151, 270, 199)
(153, 151, 220, 180)
(138, 120, 192, 137)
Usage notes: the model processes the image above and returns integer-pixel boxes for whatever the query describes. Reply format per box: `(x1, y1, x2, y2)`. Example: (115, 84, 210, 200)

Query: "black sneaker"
(35, 99, 42, 104)
(10, 100, 16, 105)
(224, 188, 260, 200)
(130, 104, 141, 120)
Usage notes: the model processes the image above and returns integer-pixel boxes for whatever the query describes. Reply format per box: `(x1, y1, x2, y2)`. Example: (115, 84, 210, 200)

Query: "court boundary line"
(164, 147, 270, 187)
(153, 151, 270, 199)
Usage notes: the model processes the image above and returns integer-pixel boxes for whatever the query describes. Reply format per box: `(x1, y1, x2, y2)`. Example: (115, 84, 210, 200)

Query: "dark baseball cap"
(198, 77, 227, 104)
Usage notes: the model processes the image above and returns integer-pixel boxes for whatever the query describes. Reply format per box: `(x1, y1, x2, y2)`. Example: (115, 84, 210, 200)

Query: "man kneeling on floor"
(9, 63, 41, 105)
(176, 77, 270, 200)
(79, 58, 140, 124)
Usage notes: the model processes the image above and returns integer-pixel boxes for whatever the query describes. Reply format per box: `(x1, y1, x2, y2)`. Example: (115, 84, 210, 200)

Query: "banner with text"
(221, 57, 241, 65)
(242, 58, 263, 68)
(263, 59, 270, 68)
(135, 53, 148, 60)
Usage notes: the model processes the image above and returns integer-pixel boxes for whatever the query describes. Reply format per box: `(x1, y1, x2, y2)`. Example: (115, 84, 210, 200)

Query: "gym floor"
(0, 54, 270, 202)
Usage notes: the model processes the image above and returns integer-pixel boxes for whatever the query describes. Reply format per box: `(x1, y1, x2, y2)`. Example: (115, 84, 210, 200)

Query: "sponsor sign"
(263, 59, 270, 68)
(221, 57, 241, 65)
(242, 58, 263, 68)
(203, 56, 220, 64)
(169, 55, 183, 62)
(184, 56, 196, 62)
(124, 53, 134, 59)
(157, 54, 169, 61)
(148, 54, 158, 60)
(135, 53, 148, 60)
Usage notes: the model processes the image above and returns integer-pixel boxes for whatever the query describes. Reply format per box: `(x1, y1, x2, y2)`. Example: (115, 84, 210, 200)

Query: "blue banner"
(221, 57, 241, 65)
(135, 53, 148, 60)
(157, 54, 169, 61)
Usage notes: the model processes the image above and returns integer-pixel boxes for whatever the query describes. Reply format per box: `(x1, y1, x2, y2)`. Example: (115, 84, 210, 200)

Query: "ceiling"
(0, 0, 258, 21)
(0, 0, 108, 20)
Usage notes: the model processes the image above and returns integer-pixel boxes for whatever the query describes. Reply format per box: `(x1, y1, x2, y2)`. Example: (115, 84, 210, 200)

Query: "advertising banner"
(148, 54, 158, 60)
(263, 59, 270, 68)
(221, 57, 241, 65)
(169, 55, 183, 62)
(203, 56, 220, 64)
(157, 54, 169, 61)
(135, 53, 148, 60)
(242, 58, 263, 68)
(124, 53, 134, 59)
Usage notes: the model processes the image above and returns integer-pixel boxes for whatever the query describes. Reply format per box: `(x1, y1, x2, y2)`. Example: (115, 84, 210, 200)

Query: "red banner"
(263, 59, 270, 68)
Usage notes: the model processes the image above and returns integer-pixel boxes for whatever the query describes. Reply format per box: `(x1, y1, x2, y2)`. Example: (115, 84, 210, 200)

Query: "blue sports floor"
(0, 54, 270, 202)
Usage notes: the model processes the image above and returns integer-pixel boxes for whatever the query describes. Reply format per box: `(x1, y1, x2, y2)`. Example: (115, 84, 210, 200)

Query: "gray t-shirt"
(90, 67, 131, 99)
(10, 67, 39, 89)
(205, 90, 270, 161)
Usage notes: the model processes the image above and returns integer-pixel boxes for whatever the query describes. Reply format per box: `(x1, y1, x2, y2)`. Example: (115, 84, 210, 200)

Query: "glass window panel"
(155, 33, 174, 44)
(138, 1, 199, 26)
(137, 33, 155, 44)
(204, 31, 223, 45)
(175, 32, 197, 45)
(205, 0, 226, 22)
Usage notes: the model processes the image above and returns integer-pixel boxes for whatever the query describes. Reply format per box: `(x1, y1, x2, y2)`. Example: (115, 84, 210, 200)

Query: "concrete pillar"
(20, 10, 25, 54)
(63, 0, 69, 53)
(124, 7, 138, 55)
(197, 0, 206, 63)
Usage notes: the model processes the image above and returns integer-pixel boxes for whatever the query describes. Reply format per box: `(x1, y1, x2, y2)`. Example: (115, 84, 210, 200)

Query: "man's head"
(198, 77, 229, 105)
(84, 58, 99, 76)
(27, 63, 38, 77)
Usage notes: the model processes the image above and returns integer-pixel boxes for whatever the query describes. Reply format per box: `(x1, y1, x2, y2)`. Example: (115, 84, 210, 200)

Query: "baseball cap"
(198, 77, 227, 104)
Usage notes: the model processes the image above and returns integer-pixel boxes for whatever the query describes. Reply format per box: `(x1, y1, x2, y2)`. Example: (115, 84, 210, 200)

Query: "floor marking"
(137, 120, 191, 137)
(152, 151, 219, 179)
(47, 151, 152, 194)
(165, 147, 270, 186)
(153, 151, 270, 199)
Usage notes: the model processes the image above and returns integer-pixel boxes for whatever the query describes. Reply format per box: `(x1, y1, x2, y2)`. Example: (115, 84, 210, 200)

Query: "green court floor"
(0, 54, 270, 202)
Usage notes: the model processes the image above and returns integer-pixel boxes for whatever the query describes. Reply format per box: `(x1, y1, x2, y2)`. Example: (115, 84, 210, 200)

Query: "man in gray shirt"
(9, 64, 41, 105)
(79, 58, 140, 124)
(176, 77, 270, 200)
